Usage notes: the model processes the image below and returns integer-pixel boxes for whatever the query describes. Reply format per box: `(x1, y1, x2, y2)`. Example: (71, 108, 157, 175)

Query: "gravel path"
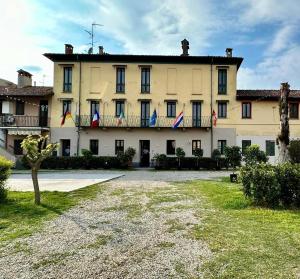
(0, 174, 213, 279)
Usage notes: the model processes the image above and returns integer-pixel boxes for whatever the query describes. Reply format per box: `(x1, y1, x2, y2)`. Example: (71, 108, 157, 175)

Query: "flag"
(149, 109, 157, 127)
(117, 111, 125, 126)
(91, 110, 100, 128)
(61, 110, 72, 126)
(172, 111, 184, 128)
(212, 110, 217, 127)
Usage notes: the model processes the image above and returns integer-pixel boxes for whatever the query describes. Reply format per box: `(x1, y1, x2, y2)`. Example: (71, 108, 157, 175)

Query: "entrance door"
(140, 140, 150, 167)
(39, 100, 48, 127)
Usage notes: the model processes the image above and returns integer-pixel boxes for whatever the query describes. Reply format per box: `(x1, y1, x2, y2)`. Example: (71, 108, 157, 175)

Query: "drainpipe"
(76, 57, 82, 156)
(210, 58, 213, 156)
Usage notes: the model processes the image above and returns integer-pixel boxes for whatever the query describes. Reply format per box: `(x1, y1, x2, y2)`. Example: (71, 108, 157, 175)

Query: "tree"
(277, 82, 290, 163)
(243, 144, 268, 166)
(175, 147, 185, 169)
(193, 148, 203, 169)
(224, 146, 242, 173)
(21, 135, 59, 205)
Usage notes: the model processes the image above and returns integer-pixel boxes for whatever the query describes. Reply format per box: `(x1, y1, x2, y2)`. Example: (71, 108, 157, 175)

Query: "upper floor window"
(218, 101, 227, 118)
(218, 69, 227, 95)
(115, 100, 125, 117)
(15, 100, 24, 115)
(62, 100, 71, 115)
(141, 68, 150, 93)
(167, 101, 176, 118)
(116, 67, 125, 93)
(63, 67, 72, 92)
(242, 102, 252, 119)
(218, 140, 227, 155)
(289, 103, 299, 119)
(90, 101, 100, 115)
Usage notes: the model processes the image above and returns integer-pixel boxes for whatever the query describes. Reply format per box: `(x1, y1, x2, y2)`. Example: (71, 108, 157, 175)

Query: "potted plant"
(224, 146, 242, 182)
(193, 148, 203, 169)
(175, 147, 185, 170)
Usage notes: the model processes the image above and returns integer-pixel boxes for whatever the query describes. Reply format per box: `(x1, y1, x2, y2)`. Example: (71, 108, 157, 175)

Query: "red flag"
(212, 110, 217, 127)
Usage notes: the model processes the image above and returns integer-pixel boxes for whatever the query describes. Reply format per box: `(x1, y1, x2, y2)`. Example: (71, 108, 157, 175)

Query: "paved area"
(0, 173, 214, 279)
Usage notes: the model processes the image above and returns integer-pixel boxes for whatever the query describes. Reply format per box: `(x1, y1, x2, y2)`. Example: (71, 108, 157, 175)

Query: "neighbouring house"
(44, 41, 299, 165)
(0, 69, 53, 162)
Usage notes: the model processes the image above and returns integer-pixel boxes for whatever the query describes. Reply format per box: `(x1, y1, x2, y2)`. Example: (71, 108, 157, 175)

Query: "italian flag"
(117, 111, 125, 126)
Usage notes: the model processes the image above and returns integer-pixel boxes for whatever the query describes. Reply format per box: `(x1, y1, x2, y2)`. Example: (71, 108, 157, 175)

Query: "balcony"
(0, 115, 50, 128)
(77, 115, 211, 128)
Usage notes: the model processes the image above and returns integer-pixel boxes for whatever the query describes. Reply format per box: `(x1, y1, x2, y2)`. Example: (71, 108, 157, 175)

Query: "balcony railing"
(77, 115, 211, 128)
(0, 115, 50, 128)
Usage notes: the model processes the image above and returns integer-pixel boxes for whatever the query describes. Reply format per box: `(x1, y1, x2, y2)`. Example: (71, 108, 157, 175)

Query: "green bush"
(224, 146, 242, 171)
(243, 144, 268, 166)
(240, 162, 300, 208)
(0, 156, 14, 203)
(288, 140, 300, 164)
(212, 149, 221, 160)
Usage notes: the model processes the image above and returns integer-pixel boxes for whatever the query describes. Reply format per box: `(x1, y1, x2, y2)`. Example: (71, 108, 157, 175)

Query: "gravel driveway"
(0, 171, 219, 279)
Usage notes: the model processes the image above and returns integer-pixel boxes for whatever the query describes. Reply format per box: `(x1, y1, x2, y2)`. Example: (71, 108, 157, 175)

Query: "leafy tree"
(176, 147, 185, 169)
(288, 140, 300, 164)
(193, 148, 203, 169)
(224, 146, 242, 173)
(243, 144, 268, 166)
(21, 135, 59, 205)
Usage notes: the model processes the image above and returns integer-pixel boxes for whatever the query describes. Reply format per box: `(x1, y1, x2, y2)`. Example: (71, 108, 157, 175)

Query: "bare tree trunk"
(277, 82, 290, 163)
(31, 166, 41, 205)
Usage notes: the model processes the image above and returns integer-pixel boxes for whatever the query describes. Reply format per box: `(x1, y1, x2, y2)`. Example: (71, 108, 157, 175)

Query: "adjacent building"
(3, 39, 292, 166)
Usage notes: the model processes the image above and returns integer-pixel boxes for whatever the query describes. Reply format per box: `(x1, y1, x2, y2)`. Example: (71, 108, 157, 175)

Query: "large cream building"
(44, 41, 300, 165)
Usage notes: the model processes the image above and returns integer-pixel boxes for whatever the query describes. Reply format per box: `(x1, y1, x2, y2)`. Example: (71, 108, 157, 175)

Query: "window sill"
(115, 92, 125, 94)
(62, 91, 72, 94)
(242, 117, 252, 119)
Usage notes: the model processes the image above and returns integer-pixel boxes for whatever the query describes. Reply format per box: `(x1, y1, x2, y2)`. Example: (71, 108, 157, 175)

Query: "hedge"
(0, 156, 14, 203)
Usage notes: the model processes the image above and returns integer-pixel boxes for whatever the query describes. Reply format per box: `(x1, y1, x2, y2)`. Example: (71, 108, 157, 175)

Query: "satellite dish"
(88, 47, 93, 54)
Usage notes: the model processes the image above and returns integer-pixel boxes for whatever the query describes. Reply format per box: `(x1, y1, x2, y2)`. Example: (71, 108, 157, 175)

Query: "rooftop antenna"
(84, 22, 103, 54)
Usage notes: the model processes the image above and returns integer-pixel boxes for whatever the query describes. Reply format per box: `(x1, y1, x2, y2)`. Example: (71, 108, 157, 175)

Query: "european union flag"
(149, 109, 157, 127)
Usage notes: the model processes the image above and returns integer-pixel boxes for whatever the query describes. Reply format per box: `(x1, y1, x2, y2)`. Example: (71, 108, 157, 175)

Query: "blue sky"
(1, 0, 300, 89)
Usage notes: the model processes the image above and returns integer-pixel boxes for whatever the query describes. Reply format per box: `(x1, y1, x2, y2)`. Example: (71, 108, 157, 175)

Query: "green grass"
(181, 180, 300, 279)
(0, 183, 105, 245)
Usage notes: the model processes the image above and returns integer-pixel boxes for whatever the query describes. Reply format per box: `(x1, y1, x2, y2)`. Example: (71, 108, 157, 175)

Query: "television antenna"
(85, 22, 103, 54)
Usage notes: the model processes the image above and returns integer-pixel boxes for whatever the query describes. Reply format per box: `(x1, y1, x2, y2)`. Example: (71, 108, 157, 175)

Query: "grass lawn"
(0, 183, 105, 245)
(182, 179, 300, 279)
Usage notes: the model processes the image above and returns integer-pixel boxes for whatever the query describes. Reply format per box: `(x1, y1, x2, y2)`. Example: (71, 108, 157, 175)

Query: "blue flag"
(149, 109, 157, 127)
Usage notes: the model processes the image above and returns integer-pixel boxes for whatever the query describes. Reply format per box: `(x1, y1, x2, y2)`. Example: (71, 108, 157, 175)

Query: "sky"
(0, 0, 300, 89)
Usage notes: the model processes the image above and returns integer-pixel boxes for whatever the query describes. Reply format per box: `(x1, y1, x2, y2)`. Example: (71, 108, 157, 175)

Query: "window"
(167, 102, 176, 118)
(90, 101, 99, 115)
(289, 103, 299, 119)
(90, 139, 99, 155)
(192, 102, 201, 127)
(218, 102, 227, 118)
(115, 101, 125, 117)
(115, 140, 124, 154)
(141, 101, 150, 127)
(266, 140, 275, 156)
(14, 139, 23, 155)
(192, 140, 201, 155)
(15, 100, 24, 115)
(166, 140, 176, 155)
(218, 69, 227, 94)
(242, 140, 251, 155)
(218, 140, 227, 155)
(242, 102, 252, 119)
(62, 100, 71, 115)
(116, 67, 125, 93)
(63, 67, 72, 92)
(61, 139, 71, 156)
(141, 68, 150, 93)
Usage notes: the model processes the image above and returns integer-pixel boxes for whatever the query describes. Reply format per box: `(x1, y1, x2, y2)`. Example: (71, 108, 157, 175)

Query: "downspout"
(210, 58, 213, 156)
(76, 57, 82, 156)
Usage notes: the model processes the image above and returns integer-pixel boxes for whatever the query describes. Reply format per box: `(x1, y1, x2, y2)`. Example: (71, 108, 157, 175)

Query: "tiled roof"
(237, 89, 300, 100)
(0, 86, 53, 97)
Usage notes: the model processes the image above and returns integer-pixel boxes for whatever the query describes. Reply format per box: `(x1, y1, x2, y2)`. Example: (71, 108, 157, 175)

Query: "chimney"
(99, 46, 104, 55)
(181, 39, 189, 56)
(17, 69, 32, 88)
(226, 48, 233, 57)
(65, 44, 73, 54)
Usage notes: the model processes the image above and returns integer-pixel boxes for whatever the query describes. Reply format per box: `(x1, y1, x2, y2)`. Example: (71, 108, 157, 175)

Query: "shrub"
(224, 146, 242, 171)
(153, 154, 168, 169)
(81, 149, 93, 157)
(0, 156, 14, 203)
(288, 140, 300, 163)
(176, 147, 185, 169)
(243, 144, 268, 166)
(212, 149, 221, 160)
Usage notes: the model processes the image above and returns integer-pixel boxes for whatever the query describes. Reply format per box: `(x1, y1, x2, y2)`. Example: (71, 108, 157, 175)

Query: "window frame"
(289, 102, 299, 119)
(116, 67, 125, 93)
(61, 139, 71, 157)
(218, 69, 227, 95)
(166, 140, 176, 155)
(217, 101, 227, 119)
(90, 101, 100, 116)
(218, 140, 227, 155)
(141, 67, 150, 93)
(89, 139, 99, 155)
(266, 140, 275, 156)
(115, 140, 124, 154)
(63, 67, 72, 93)
(166, 101, 176, 118)
(242, 102, 252, 119)
(192, 140, 201, 155)
(15, 100, 25, 115)
(115, 100, 125, 117)
(62, 100, 71, 115)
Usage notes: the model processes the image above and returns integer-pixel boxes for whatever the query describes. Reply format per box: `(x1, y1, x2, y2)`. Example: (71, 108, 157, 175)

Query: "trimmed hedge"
(0, 156, 14, 203)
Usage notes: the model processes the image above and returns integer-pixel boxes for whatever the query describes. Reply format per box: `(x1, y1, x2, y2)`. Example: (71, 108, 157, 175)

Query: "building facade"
(44, 41, 299, 165)
(0, 70, 52, 162)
